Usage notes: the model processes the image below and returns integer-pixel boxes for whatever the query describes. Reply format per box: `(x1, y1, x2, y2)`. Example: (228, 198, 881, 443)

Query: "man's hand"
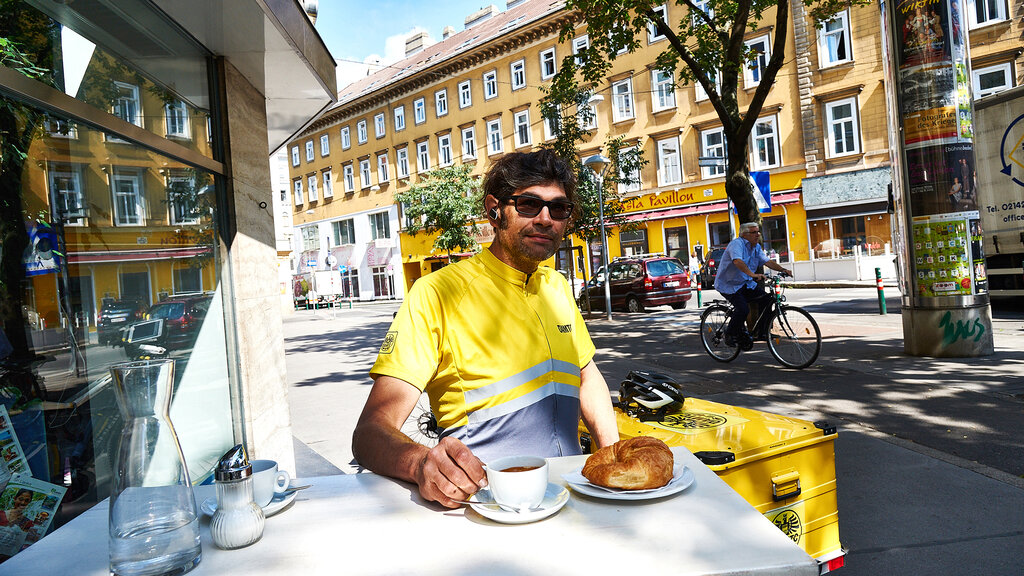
(413, 437, 488, 508)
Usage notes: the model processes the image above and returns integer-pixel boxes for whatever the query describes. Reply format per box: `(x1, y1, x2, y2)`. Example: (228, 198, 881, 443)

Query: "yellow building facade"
(287, 0, 1024, 296)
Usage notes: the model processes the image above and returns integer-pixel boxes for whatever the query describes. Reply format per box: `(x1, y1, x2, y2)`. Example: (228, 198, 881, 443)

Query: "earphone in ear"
(488, 207, 500, 220)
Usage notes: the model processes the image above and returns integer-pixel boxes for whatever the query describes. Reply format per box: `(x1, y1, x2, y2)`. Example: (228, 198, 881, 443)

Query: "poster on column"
(905, 143, 979, 215)
(895, 0, 971, 150)
(910, 210, 985, 297)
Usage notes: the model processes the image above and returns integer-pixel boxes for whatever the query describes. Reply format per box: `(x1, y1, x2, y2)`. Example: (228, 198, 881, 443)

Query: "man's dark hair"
(482, 150, 578, 217)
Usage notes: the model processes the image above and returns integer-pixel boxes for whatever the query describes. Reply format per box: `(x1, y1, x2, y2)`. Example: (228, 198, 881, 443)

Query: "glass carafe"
(109, 359, 202, 576)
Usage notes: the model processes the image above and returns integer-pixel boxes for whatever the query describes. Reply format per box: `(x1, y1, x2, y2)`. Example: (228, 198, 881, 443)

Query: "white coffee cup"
(485, 456, 548, 511)
(250, 459, 291, 507)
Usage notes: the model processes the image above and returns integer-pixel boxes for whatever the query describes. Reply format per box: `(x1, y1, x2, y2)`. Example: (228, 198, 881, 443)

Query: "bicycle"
(699, 273, 821, 369)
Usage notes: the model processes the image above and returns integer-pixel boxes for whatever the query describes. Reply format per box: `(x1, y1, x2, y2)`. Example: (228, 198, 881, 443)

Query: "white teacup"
(485, 456, 548, 512)
(250, 459, 291, 507)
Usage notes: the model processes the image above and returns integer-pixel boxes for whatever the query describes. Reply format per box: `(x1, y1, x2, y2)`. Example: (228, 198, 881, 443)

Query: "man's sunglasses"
(504, 195, 575, 220)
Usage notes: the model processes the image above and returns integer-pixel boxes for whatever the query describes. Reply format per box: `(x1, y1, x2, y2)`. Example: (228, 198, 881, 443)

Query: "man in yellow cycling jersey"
(353, 150, 619, 509)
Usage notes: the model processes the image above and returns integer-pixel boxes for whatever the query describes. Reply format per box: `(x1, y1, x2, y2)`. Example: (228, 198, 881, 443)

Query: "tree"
(551, 0, 864, 223)
(539, 86, 646, 246)
(395, 164, 483, 262)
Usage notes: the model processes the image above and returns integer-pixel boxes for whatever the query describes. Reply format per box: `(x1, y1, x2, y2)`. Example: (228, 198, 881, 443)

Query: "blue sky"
(315, 1, 490, 88)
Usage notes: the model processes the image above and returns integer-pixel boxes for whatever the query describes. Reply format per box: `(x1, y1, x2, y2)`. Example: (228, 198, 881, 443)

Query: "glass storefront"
(809, 213, 892, 259)
(1, 0, 234, 555)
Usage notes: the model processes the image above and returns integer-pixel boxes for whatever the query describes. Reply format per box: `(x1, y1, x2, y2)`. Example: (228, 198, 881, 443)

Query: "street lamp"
(583, 153, 613, 321)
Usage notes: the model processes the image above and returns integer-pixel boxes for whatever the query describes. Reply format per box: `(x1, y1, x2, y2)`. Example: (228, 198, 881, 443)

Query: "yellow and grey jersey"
(370, 248, 594, 462)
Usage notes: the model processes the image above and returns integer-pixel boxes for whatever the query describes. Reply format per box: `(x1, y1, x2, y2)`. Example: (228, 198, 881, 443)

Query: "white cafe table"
(1, 447, 817, 576)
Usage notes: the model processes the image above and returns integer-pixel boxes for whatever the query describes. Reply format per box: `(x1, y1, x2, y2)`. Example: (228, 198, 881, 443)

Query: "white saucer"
(468, 483, 569, 524)
(200, 490, 297, 518)
(561, 465, 695, 500)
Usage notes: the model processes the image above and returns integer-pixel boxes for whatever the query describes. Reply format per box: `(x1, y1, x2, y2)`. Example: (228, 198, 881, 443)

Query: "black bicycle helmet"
(617, 371, 685, 420)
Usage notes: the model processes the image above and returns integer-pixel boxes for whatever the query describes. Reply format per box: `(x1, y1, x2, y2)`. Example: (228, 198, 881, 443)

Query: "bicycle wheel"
(767, 305, 821, 369)
(700, 304, 740, 362)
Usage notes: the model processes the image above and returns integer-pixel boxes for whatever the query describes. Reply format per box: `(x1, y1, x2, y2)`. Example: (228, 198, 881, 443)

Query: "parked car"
(698, 248, 726, 289)
(128, 294, 212, 350)
(578, 255, 692, 313)
(97, 300, 145, 346)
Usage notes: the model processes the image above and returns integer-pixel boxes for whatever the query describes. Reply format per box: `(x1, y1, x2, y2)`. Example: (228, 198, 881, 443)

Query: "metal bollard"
(694, 276, 702, 307)
(875, 267, 887, 315)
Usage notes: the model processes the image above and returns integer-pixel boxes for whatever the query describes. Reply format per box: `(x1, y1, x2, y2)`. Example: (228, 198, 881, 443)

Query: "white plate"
(200, 490, 297, 518)
(561, 465, 694, 501)
(468, 483, 569, 524)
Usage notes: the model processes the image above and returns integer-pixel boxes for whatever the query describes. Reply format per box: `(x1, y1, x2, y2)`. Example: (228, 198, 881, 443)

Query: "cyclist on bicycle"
(713, 222, 792, 351)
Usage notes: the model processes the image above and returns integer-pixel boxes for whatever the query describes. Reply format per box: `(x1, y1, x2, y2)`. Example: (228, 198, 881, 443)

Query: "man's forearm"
(579, 362, 619, 448)
(352, 418, 429, 484)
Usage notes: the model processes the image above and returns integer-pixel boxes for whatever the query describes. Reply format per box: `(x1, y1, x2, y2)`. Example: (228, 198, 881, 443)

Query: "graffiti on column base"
(938, 310, 986, 345)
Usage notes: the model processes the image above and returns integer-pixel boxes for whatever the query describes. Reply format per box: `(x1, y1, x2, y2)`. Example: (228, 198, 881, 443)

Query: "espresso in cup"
(250, 459, 291, 507)
(486, 456, 548, 511)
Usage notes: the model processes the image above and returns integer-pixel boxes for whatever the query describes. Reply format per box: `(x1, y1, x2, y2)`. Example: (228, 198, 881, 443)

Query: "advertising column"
(881, 0, 993, 356)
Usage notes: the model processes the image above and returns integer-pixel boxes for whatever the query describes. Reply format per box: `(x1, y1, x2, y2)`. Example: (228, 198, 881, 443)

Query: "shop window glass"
(762, 216, 789, 262)
(0, 2, 231, 541)
(619, 230, 649, 256)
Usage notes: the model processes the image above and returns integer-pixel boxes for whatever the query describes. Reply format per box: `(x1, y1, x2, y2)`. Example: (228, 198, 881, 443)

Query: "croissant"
(582, 436, 674, 490)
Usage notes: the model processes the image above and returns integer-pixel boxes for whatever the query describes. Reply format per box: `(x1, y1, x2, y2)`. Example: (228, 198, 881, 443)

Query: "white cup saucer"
(467, 483, 568, 524)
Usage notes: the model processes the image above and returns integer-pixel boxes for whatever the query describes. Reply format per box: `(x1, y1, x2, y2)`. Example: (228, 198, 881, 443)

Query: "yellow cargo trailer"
(581, 371, 845, 574)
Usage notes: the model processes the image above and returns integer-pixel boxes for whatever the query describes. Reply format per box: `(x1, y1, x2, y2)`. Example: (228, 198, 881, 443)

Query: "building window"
(657, 137, 682, 186)
(112, 82, 142, 127)
(416, 141, 430, 172)
(305, 140, 314, 162)
(580, 95, 599, 131)
(370, 211, 391, 239)
(374, 113, 386, 138)
(414, 97, 426, 124)
(357, 120, 367, 144)
(573, 35, 589, 66)
(487, 119, 503, 155)
(695, 69, 720, 101)
(967, 0, 1007, 28)
(818, 10, 851, 67)
(434, 134, 451, 166)
(343, 164, 355, 192)
(46, 117, 78, 139)
(341, 126, 351, 149)
(458, 80, 472, 108)
(648, 4, 668, 42)
(334, 219, 356, 245)
(692, 0, 713, 26)
(612, 79, 635, 121)
(294, 179, 304, 205)
(112, 168, 145, 225)
(394, 106, 406, 131)
(301, 225, 319, 251)
(435, 89, 448, 117)
(972, 62, 1013, 98)
(510, 59, 526, 90)
(651, 70, 676, 111)
(397, 148, 410, 178)
(751, 115, 780, 169)
(377, 153, 389, 183)
(543, 112, 560, 141)
(291, 145, 300, 166)
(483, 70, 498, 100)
(307, 175, 318, 201)
(617, 146, 641, 193)
(744, 35, 770, 88)
(540, 47, 557, 79)
(165, 100, 190, 138)
(320, 134, 330, 156)
(50, 164, 86, 225)
(372, 266, 394, 299)
(810, 213, 891, 258)
(462, 126, 477, 160)
(824, 97, 861, 157)
(360, 159, 372, 188)
(700, 128, 727, 178)
(323, 169, 333, 198)
(513, 110, 531, 148)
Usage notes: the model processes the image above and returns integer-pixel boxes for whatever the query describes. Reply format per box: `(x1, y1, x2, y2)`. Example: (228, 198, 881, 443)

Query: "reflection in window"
(113, 82, 142, 127)
(49, 164, 87, 225)
(112, 168, 145, 225)
(167, 170, 201, 225)
(165, 100, 191, 138)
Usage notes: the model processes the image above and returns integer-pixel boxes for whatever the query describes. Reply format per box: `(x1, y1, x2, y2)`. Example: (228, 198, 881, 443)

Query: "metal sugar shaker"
(210, 445, 265, 549)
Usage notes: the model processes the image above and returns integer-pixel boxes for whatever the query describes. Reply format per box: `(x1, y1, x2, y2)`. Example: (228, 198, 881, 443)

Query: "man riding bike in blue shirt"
(713, 222, 793, 351)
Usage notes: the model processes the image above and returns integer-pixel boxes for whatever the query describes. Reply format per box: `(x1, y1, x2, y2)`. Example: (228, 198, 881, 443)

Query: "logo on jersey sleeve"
(379, 331, 398, 354)
(557, 324, 572, 333)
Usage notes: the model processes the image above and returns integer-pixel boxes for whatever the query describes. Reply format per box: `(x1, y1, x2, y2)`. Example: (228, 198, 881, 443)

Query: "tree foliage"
(395, 164, 483, 260)
(539, 85, 647, 244)
(552, 0, 865, 223)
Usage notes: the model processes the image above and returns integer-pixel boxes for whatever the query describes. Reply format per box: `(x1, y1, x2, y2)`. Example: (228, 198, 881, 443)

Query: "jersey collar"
(481, 247, 531, 287)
